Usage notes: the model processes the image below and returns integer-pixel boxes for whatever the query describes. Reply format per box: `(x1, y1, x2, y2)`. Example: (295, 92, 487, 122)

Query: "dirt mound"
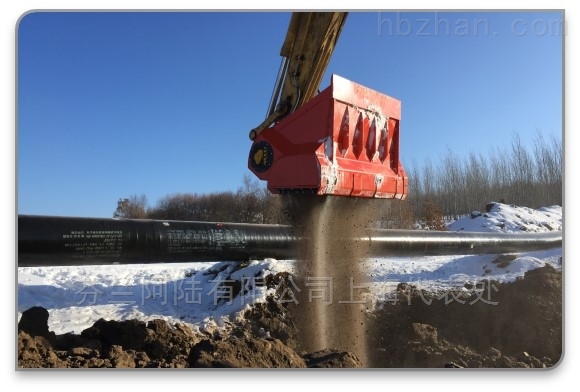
(189, 335, 307, 368)
(367, 264, 562, 368)
(17, 266, 562, 369)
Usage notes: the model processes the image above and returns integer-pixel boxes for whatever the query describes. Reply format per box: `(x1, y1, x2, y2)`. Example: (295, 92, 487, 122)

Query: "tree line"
(113, 175, 286, 224)
(114, 131, 562, 228)
(406, 130, 562, 220)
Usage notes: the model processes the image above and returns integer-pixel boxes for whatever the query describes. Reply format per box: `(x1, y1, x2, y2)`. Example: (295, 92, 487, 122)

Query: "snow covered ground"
(17, 202, 563, 336)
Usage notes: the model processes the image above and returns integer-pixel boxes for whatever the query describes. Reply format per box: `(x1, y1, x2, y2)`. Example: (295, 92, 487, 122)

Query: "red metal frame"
(248, 74, 407, 199)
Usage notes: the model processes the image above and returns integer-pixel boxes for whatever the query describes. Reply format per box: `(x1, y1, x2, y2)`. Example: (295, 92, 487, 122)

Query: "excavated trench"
(17, 201, 563, 368)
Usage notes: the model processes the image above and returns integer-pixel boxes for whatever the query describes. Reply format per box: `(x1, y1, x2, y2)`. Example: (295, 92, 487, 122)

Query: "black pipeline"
(17, 215, 562, 267)
(18, 215, 297, 267)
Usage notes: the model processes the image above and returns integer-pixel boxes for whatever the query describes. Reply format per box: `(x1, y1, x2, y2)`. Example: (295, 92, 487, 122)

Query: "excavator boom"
(248, 12, 408, 199)
(250, 12, 348, 139)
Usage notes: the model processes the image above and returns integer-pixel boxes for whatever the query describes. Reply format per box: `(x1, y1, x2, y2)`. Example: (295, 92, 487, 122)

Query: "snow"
(17, 203, 562, 336)
(447, 203, 563, 233)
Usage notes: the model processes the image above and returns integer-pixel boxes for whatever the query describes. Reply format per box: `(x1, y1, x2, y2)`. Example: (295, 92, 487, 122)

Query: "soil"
(17, 264, 562, 369)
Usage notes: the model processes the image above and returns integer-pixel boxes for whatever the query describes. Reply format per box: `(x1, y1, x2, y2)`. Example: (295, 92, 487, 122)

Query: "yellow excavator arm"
(249, 12, 348, 140)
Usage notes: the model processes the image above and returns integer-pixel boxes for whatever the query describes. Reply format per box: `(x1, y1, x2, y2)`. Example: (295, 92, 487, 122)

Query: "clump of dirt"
(17, 266, 562, 369)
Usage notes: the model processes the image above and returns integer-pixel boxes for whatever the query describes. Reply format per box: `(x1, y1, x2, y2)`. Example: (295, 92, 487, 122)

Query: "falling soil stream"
(289, 196, 381, 366)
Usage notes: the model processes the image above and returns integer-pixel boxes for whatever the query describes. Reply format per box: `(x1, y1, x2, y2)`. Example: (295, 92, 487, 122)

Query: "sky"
(16, 10, 564, 218)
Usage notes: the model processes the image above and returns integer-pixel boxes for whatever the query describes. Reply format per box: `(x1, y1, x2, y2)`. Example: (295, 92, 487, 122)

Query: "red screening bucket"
(248, 74, 408, 199)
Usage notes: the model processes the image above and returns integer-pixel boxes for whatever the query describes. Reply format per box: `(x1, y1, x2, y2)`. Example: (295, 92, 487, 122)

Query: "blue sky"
(17, 11, 563, 218)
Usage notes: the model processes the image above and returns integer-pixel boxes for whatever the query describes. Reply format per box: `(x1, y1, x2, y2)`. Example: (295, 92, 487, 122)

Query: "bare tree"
(262, 191, 288, 224)
(147, 193, 200, 221)
(488, 144, 512, 204)
(113, 194, 149, 219)
(378, 199, 416, 229)
(532, 130, 562, 206)
(420, 157, 437, 214)
(408, 130, 561, 219)
(438, 147, 465, 219)
(234, 174, 263, 223)
(407, 159, 422, 219)
(509, 132, 535, 206)
(464, 151, 491, 211)
(418, 199, 447, 231)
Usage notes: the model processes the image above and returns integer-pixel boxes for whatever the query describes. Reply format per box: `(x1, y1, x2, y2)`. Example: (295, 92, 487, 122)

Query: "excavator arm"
(249, 12, 348, 140)
(248, 12, 408, 199)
